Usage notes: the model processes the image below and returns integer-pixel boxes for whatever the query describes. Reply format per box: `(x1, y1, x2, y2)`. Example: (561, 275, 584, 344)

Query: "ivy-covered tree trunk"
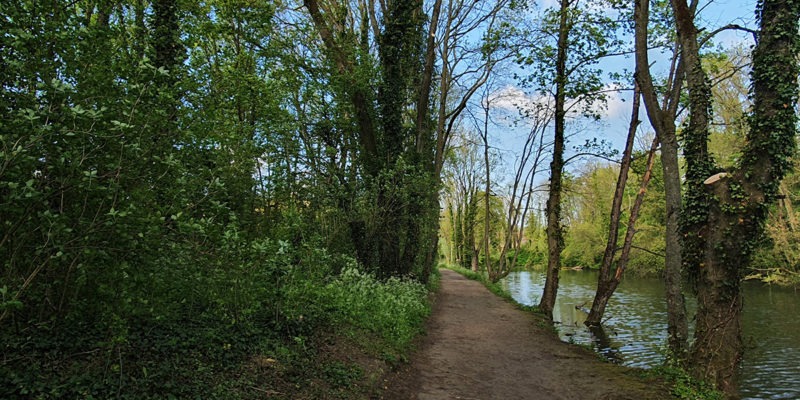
(677, 0, 800, 394)
(539, 0, 570, 320)
(417, 0, 444, 282)
(304, 0, 438, 279)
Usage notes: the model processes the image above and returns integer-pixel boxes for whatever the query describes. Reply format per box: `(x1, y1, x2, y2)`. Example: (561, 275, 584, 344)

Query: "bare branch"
(700, 24, 758, 47)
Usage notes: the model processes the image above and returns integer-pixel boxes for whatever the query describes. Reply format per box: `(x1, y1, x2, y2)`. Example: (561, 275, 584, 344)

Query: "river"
(501, 270, 800, 399)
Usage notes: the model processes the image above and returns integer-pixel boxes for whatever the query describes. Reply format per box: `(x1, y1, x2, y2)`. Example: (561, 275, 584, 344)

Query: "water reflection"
(501, 270, 800, 399)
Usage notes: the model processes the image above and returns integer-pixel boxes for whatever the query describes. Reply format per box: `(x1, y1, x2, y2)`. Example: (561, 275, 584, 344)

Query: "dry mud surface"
(382, 269, 671, 400)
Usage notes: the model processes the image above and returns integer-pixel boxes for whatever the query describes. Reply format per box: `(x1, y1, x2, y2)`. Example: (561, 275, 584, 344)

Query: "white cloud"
(489, 83, 631, 120)
(488, 85, 553, 115)
(596, 83, 629, 120)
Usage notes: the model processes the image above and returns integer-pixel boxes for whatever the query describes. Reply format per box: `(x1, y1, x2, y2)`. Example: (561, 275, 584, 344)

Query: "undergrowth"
(326, 263, 431, 354)
(647, 364, 724, 400)
(0, 243, 434, 399)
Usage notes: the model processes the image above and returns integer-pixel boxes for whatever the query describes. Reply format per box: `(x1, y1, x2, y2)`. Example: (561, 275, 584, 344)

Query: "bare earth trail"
(383, 269, 670, 400)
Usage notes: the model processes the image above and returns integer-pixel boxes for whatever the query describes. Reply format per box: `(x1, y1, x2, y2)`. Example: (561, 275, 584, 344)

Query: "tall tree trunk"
(585, 83, 641, 327)
(633, 0, 689, 361)
(539, 0, 569, 319)
(483, 111, 492, 278)
(540, 139, 564, 319)
(584, 136, 659, 330)
(683, 0, 799, 394)
(376, 0, 424, 278)
(670, 0, 724, 387)
(416, 0, 442, 156)
(660, 120, 688, 362)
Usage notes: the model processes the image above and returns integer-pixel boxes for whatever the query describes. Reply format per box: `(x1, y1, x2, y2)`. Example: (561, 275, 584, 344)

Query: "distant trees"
(441, 131, 485, 272)
(555, 154, 667, 276)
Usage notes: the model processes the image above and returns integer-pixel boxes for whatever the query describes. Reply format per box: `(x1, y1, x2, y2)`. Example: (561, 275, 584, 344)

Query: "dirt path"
(382, 269, 670, 400)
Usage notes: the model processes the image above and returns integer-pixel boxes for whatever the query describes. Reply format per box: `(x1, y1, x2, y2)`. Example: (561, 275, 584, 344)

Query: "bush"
(326, 265, 430, 352)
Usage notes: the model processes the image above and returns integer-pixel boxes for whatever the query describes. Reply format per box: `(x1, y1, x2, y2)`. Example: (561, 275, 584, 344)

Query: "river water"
(501, 270, 800, 399)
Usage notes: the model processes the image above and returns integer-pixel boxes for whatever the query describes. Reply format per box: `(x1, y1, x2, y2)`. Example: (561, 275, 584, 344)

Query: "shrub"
(326, 265, 430, 351)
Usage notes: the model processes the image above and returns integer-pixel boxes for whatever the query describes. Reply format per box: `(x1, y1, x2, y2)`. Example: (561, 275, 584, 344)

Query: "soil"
(380, 269, 671, 400)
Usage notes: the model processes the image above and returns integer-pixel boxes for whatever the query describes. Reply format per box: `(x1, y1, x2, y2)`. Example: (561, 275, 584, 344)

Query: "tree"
(584, 83, 644, 327)
(304, 0, 436, 279)
(514, 0, 623, 319)
(633, 0, 689, 361)
(441, 130, 485, 271)
(303, 0, 511, 280)
(536, 0, 569, 319)
(676, 0, 800, 394)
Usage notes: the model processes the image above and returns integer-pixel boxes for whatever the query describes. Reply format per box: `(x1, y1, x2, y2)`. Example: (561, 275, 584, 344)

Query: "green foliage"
(648, 364, 724, 400)
(322, 361, 365, 388)
(0, 1, 436, 398)
(559, 160, 667, 275)
(514, 0, 626, 113)
(512, 247, 545, 269)
(326, 264, 430, 352)
(562, 165, 614, 269)
(748, 176, 800, 284)
(0, 238, 431, 398)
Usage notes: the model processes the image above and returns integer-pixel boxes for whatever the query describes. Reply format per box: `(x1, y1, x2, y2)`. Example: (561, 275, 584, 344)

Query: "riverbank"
(381, 269, 672, 399)
(500, 268, 799, 399)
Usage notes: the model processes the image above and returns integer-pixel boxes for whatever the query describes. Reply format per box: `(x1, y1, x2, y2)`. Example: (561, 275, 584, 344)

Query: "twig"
(249, 386, 283, 396)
